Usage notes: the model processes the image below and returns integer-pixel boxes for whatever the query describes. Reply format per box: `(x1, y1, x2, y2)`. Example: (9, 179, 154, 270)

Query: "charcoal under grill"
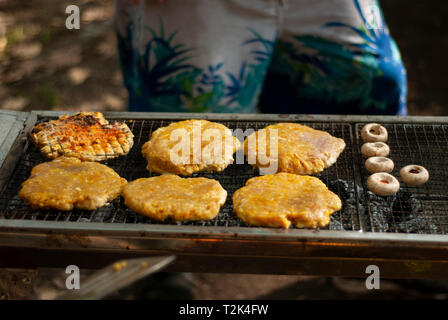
(0, 111, 447, 279)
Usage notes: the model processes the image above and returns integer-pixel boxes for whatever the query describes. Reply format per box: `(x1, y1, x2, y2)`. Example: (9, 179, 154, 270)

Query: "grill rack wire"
(0, 117, 447, 235)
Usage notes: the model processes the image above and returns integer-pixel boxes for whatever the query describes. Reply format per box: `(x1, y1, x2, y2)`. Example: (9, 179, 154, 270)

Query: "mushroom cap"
(365, 156, 394, 174)
(361, 123, 388, 143)
(361, 142, 390, 158)
(400, 165, 429, 186)
(367, 173, 400, 196)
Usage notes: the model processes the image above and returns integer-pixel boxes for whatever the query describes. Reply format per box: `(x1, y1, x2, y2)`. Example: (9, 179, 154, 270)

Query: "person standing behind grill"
(112, 0, 408, 300)
(115, 0, 407, 115)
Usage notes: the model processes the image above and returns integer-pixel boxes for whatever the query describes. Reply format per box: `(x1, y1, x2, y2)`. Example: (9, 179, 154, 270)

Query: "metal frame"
(23, 110, 448, 123)
(1, 111, 448, 279)
(0, 111, 28, 168)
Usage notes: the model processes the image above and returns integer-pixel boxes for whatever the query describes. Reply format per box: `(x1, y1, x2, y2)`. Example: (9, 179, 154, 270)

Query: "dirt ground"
(1, 0, 448, 300)
(2, 268, 448, 300)
(0, 0, 126, 112)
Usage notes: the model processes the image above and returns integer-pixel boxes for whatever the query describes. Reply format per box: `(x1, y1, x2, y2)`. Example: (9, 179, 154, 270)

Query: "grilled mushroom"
(365, 157, 394, 173)
(361, 142, 390, 158)
(400, 165, 429, 186)
(367, 173, 400, 196)
(361, 123, 388, 143)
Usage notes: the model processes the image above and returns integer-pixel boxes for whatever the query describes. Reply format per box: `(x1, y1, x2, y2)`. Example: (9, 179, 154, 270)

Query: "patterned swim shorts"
(115, 0, 407, 115)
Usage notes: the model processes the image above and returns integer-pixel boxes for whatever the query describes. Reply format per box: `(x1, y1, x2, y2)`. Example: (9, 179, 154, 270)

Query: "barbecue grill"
(1, 111, 447, 279)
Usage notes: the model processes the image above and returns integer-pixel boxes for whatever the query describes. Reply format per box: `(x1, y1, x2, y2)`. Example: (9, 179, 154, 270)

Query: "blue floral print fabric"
(115, 0, 407, 115)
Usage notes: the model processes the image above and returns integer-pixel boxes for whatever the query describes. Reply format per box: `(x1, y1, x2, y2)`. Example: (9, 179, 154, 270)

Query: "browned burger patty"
(142, 119, 241, 176)
(244, 123, 346, 175)
(31, 112, 134, 161)
(18, 157, 127, 211)
(233, 173, 342, 229)
(122, 174, 227, 222)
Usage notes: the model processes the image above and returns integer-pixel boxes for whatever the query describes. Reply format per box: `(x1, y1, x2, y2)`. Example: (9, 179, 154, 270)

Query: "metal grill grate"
(355, 123, 448, 234)
(1, 117, 447, 235)
(0, 118, 360, 231)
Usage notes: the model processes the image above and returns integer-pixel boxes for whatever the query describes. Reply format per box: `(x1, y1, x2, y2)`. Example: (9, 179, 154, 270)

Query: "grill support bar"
(1, 220, 448, 279)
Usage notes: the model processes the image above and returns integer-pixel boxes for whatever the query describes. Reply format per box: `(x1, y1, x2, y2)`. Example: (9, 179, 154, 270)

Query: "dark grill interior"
(355, 123, 448, 234)
(0, 117, 447, 235)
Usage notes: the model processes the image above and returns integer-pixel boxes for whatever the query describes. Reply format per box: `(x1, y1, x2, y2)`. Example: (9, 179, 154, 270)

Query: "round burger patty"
(233, 173, 342, 229)
(19, 157, 127, 211)
(142, 119, 241, 176)
(244, 123, 346, 175)
(31, 112, 134, 161)
(122, 174, 227, 222)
